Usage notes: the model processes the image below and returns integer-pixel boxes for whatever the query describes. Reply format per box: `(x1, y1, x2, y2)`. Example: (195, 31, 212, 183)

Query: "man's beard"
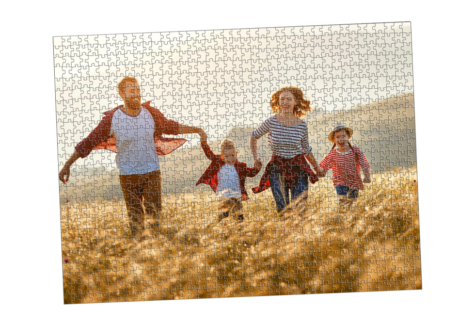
(125, 96, 141, 109)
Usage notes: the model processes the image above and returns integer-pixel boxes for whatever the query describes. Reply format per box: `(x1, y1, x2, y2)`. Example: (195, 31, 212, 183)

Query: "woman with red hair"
(250, 86, 324, 214)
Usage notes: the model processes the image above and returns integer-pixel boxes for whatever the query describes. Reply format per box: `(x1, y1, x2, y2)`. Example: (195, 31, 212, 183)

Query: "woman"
(250, 86, 324, 214)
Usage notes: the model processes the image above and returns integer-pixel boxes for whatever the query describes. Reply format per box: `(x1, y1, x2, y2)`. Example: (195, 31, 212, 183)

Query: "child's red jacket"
(196, 141, 261, 201)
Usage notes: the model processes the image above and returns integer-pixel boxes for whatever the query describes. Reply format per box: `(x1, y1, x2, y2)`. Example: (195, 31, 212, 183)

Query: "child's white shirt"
(216, 164, 241, 198)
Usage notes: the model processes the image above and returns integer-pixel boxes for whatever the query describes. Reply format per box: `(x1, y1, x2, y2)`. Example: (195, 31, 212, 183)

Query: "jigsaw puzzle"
(54, 22, 421, 304)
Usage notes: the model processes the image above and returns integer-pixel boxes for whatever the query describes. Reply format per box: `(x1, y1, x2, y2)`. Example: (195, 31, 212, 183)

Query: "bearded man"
(59, 77, 205, 237)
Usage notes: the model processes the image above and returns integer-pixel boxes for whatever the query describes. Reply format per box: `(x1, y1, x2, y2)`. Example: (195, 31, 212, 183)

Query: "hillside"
(59, 92, 416, 202)
(163, 92, 416, 190)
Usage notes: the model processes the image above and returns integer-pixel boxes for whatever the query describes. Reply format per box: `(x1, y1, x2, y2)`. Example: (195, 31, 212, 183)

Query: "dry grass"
(61, 168, 421, 304)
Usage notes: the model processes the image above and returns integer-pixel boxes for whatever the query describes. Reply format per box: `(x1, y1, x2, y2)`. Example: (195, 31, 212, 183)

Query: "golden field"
(60, 168, 421, 304)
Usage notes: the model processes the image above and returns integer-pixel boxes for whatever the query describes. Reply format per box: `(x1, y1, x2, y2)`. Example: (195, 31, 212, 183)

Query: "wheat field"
(60, 168, 421, 304)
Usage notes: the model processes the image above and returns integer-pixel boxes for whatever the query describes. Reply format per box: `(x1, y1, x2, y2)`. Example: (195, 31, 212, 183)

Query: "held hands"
(315, 166, 326, 177)
(254, 158, 262, 170)
(197, 128, 207, 142)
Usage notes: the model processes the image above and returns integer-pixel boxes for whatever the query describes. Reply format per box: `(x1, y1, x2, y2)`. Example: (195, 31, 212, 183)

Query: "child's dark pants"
(219, 197, 244, 222)
(335, 185, 359, 213)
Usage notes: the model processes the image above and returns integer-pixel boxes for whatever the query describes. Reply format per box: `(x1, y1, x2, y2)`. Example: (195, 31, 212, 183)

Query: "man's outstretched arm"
(59, 113, 113, 183)
(177, 124, 206, 138)
(59, 150, 81, 183)
(157, 107, 205, 138)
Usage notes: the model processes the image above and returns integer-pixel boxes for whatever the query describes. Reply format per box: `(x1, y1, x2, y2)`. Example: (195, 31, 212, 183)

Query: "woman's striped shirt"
(251, 115, 312, 159)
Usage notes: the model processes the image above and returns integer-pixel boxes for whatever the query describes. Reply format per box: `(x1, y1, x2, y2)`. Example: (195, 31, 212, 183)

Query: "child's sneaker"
(338, 198, 352, 214)
(218, 212, 230, 222)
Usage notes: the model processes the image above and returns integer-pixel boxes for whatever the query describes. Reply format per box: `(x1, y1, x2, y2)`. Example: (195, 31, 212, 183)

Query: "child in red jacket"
(196, 134, 262, 222)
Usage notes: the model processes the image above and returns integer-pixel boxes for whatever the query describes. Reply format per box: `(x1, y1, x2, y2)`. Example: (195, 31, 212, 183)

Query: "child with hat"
(319, 124, 371, 212)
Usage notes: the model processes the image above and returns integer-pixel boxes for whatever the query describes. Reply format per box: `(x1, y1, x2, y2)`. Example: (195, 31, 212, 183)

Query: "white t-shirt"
(110, 108, 160, 175)
(215, 164, 241, 198)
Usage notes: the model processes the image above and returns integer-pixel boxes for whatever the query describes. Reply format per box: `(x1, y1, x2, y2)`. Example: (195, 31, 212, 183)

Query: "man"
(59, 76, 206, 237)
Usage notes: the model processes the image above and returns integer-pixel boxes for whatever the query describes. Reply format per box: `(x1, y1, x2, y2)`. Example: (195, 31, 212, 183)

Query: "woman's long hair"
(270, 86, 312, 118)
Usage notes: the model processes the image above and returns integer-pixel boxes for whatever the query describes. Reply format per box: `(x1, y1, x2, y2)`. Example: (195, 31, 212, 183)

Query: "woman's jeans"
(268, 163, 308, 212)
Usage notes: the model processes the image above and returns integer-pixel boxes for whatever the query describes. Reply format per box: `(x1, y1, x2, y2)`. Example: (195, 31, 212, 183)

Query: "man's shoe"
(149, 221, 160, 230)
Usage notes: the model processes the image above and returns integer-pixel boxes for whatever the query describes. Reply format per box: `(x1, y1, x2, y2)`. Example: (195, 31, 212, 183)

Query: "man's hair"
(220, 139, 236, 153)
(118, 77, 139, 94)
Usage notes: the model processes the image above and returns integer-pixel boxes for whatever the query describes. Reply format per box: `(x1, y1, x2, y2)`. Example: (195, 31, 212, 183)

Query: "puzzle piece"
(55, 22, 421, 304)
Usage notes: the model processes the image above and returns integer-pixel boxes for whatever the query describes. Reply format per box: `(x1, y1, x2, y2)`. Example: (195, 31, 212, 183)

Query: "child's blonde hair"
(220, 139, 237, 153)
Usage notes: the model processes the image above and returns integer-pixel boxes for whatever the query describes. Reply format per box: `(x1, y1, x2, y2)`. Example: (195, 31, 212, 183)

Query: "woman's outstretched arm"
(304, 152, 324, 173)
(250, 135, 259, 163)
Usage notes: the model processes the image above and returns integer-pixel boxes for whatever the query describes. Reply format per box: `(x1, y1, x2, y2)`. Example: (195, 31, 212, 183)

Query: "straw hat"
(328, 124, 353, 142)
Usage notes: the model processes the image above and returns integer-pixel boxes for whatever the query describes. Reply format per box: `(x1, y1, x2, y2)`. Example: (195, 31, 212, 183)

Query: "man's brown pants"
(119, 170, 161, 235)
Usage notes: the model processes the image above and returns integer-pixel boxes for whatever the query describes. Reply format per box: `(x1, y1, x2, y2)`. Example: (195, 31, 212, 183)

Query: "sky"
(54, 22, 413, 169)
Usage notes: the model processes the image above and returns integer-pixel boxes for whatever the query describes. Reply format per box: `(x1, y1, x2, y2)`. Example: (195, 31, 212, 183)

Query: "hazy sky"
(54, 22, 413, 168)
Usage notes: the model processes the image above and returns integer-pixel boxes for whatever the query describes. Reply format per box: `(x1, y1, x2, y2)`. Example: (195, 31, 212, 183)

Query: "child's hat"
(328, 124, 353, 142)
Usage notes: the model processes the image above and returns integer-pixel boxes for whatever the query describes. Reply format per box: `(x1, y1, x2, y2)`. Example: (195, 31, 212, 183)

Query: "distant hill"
(60, 92, 416, 202)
